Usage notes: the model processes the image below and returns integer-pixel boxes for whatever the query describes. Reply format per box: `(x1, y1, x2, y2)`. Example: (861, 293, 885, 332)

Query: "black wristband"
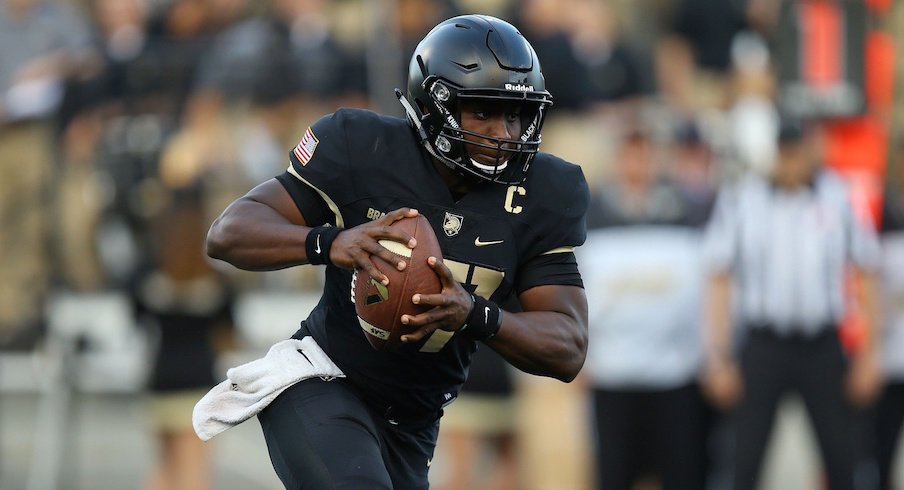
(305, 226, 343, 266)
(460, 294, 503, 341)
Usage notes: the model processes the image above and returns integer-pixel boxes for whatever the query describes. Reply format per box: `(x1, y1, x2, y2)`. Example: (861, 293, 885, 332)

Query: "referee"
(874, 168, 904, 490)
(700, 118, 882, 490)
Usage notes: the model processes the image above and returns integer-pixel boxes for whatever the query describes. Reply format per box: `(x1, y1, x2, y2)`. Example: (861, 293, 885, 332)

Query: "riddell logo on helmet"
(505, 83, 534, 92)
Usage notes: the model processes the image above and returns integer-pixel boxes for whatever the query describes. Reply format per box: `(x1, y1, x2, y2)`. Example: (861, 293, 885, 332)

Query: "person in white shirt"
(580, 124, 714, 490)
(873, 165, 904, 490)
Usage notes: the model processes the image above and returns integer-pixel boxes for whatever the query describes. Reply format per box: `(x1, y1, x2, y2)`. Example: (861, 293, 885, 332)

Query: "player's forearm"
(704, 272, 734, 363)
(487, 310, 588, 382)
(855, 268, 881, 356)
(206, 198, 311, 271)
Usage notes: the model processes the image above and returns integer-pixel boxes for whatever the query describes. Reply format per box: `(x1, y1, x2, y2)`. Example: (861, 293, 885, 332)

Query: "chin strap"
(395, 89, 430, 143)
(395, 88, 458, 172)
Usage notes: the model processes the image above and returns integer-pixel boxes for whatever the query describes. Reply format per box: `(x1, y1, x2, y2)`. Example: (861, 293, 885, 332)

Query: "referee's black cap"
(674, 121, 703, 146)
(777, 116, 805, 144)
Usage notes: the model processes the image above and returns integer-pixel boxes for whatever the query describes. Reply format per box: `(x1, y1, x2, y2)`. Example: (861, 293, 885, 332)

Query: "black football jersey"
(278, 108, 588, 417)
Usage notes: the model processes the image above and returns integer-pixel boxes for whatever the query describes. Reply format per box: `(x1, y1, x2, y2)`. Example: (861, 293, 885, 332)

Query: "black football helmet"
(396, 14, 553, 185)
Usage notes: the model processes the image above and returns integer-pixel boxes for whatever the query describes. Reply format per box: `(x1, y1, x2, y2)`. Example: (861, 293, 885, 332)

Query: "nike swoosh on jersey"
(474, 237, 504, 247)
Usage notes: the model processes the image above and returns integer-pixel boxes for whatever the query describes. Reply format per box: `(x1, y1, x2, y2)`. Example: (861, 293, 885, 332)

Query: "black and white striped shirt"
(703, 169, 880, 336)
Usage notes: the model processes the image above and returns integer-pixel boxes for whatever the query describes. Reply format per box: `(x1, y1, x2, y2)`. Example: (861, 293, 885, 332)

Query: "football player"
(206, 14, 589, 489)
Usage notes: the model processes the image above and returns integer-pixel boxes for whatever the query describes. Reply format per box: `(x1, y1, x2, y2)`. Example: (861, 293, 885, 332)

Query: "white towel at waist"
(192, 336, 344, 441)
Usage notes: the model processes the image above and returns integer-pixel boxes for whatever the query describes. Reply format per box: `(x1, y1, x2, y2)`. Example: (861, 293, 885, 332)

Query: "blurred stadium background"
(0, 0, 903, 489)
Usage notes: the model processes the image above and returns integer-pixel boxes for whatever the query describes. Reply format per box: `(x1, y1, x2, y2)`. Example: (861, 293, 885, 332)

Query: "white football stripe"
(359, 317, 390, 340)
(379, 239, 413, 258)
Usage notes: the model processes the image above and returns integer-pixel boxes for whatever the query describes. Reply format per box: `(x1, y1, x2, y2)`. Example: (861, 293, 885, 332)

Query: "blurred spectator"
(873, 160, 904, 490)
(661, 0, 754, 114)
(589, 124, 685, 227)
(438, 346, 519, 490)
(186, 0, 360, 163)
(743, 0, 781, 39)
(0, 0, 96, 347)
(453, 0, 512, 18)
(882, 146, 904, 234)
(726, 29, 778, 176)
(650, 34, 699, 132)
(52, 0, 142, 291)
(701, 118, 883, 490)
(120, 0, 218, 117)
(669, 120, 719, 227)
(86, 0, 220, 286)
(194, 0, 353, 109)
(515, 0, 587, 112)
(52, 0, 155, 290)
(389, 0, 459, 112)
(668, 0, 749, 74)
(578, 122, 710, 489)
(517, 0, 653, 112)
(160, 0, 293, 199)
(563, 0, 650, 107)
(397, 0, 456, 66)
(131, 186, 236, 490)
(162, 0, 373, 292)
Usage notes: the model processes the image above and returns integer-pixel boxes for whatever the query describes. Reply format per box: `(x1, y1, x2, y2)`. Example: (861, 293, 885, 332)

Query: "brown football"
(353, 214, 443, 350)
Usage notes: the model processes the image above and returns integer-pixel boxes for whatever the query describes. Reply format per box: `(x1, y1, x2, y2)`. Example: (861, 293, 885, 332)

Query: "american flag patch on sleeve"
(293, 127, 319, 165)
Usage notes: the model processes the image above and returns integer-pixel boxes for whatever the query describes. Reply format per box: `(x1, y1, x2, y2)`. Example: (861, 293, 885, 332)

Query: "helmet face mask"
(399, 15, 553, 185)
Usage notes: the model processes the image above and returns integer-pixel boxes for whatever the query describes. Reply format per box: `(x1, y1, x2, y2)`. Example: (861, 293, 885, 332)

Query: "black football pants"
(875, 383, 904, 490)
(734, 329, 854, 490)
(592, 384, 708, 490)
(258, 377, 439, 490)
